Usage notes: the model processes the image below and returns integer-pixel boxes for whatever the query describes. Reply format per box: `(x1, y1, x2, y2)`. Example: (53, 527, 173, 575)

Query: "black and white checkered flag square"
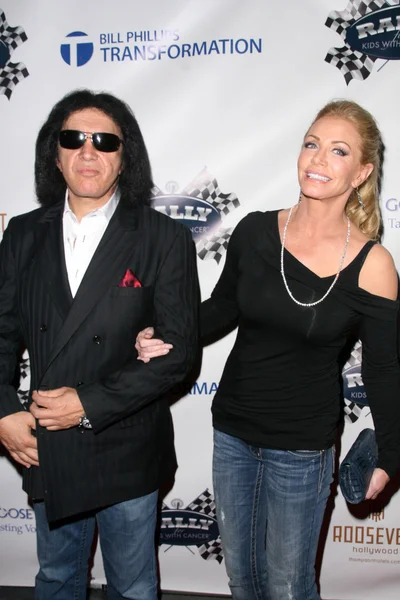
(326, 0, 388, 30)
(198, 537, 224, 564)
(344, 400, 364, 423)
(183, 169, 239, 220)
(187, 489, 217, 518)
(196, 227, 233, 264)
(343, 342, 365, 423)
(324, 0, 390, 83)
(325, 46, 377, 84)
(344, 341, 362, 370)
(17, 351, 30, 407)
(0, 10, 28, 48)
(0, 60, 29, 100)
(0, 10, 29, 99)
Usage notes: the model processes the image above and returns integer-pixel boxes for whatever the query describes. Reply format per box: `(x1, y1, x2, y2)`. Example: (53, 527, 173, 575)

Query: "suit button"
(76, 381, 84, 387)
(40, 324, 47, 332)
(93, 335, 102, 345)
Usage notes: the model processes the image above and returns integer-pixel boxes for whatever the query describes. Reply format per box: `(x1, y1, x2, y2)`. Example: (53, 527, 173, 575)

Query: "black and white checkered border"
(326, 0, 389, 37)
(151, 170, 240, 263)
(196, 227, 233, 264)
(343, 341, 362, 371)
(324, 0, 391, 83)
(187, 490, 224, 562)
(17, 351, 30, 406)
(187, 489, 217, 518)
(0, 10, 29, 99)
(198, 537, 224, 564)
(325, 45, 377, 84)
(0, 9, 28, 50)
(0, 61, 29, 99)
(184, 181, 239, 219)
(343, 341, 364, 423)
(344, 399, 365, 423)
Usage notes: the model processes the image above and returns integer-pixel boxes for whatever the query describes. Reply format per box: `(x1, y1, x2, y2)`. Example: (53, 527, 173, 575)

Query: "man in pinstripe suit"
(0, 90, 199, 599)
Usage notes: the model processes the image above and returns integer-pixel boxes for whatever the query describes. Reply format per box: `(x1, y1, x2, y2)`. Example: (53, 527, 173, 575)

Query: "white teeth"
(307, 172, 330, 182)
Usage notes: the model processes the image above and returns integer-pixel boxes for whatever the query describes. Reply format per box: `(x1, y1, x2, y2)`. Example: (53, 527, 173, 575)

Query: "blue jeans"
(34, 490, 158, 600)
(213, 429, 334, 600)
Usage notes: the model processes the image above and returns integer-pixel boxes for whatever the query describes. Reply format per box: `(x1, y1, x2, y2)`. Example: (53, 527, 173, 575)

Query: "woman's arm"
(358, 244, 400, 499)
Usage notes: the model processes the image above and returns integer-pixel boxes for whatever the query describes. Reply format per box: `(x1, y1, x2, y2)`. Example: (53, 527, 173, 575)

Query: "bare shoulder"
(359, 243, 398, 300)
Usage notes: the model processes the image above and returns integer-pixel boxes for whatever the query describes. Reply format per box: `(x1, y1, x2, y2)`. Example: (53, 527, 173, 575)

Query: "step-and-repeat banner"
(1, 1, 400, 597)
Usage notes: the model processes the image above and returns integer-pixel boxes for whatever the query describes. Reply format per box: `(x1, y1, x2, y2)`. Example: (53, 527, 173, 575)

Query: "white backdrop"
(0, 1, 400, 598)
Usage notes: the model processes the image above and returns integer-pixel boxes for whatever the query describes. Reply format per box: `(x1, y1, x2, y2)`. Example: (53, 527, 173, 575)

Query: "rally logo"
(152, 168, 240, 263)
(342, 341, 369, 423)
(0, 9, 29, 100)
(160, 490, 223, 563)
(60, 31, 94, 67)
(325, 0, 400, 84)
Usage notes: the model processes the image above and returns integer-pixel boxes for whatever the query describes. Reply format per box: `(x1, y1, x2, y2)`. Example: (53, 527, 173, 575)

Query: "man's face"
(56, 108, 123, 208)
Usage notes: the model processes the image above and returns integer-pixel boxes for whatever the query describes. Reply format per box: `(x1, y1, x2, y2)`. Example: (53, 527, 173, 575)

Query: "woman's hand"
(365, 468, 390, 500)
(135, 327, 173, 363)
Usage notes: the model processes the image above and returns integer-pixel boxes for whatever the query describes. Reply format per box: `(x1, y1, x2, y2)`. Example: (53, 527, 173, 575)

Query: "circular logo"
(60, 31, 94, 67)
(0, 40, 10, 68)
(346, 6, 400, 60)
(152, 195, 221, 242)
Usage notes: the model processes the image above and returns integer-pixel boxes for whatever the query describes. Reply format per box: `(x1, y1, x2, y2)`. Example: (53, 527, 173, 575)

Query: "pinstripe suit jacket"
(0, 198, 199, 522)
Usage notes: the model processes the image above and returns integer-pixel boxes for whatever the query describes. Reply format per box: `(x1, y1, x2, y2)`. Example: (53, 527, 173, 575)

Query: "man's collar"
(63, 188, 121, 222)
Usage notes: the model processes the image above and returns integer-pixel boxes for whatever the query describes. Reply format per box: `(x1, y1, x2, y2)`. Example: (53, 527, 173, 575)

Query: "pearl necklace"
(280, 206, 351, 307)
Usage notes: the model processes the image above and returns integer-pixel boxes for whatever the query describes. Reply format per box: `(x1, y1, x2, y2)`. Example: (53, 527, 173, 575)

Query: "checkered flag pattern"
(196, 227, 233, 264)
(151, 170, 240, 262)
(325, 46, 377, 84)
(187, 489, 217, 518)
(0, 10, 27, 49)
(17, 352, 31, 407)
(0, 61, 29, 99)
(324, 0, 391, 84)
(0, 10, 29, 99)
(198, 537, 224, 564)
(187, 490, 224, 563)
(183, 168, 240, 220)
(344, 399, 364, 423)
(343, 341, 362, 370)
(342, 341, 365, 423)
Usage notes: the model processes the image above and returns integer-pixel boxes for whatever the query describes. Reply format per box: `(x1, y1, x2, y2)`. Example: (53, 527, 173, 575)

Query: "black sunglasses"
(59, 130, 123, 153)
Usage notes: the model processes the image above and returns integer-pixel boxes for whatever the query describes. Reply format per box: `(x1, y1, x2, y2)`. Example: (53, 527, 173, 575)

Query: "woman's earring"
(356, 187, 367, 213)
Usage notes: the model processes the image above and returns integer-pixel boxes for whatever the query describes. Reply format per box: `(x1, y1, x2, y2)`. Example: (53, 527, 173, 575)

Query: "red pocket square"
(118, 269, 142, 288)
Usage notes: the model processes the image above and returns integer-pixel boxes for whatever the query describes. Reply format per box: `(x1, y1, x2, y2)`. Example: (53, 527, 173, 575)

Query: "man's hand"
(30, 387, 84, 431)
(365, 468, 390, 500)
(0, 412, 38, 468)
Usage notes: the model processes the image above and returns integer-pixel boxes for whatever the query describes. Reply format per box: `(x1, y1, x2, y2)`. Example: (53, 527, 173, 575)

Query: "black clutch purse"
(339, 428, 378, 504)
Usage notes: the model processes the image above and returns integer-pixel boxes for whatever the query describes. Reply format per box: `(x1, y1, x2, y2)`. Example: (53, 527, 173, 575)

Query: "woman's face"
(297, 116, 373, 204)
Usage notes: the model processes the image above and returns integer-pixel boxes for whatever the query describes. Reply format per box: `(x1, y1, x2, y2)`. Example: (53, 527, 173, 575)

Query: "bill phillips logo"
(152, 168, 240, 263)
(325, 0, 400, 83)
(342, 341, 369, 423)
(160, 490, 224, 563)
(60, 31, 94, 67)
(0, 8, 29, 99)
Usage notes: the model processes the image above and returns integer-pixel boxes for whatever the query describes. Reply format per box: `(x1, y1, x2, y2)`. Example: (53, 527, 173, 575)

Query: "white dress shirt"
(62, 189, 120, 297)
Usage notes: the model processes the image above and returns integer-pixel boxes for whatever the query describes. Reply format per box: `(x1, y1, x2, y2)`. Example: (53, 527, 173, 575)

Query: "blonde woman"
(136, 101, 400, 600)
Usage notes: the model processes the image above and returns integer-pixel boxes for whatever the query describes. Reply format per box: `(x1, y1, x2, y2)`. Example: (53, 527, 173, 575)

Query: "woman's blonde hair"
(311, 100, 383, 240)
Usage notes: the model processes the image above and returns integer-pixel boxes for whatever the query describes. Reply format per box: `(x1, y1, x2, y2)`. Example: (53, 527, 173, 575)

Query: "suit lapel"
(43, 203, 140, 372)
(34, 203, 73, 320)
